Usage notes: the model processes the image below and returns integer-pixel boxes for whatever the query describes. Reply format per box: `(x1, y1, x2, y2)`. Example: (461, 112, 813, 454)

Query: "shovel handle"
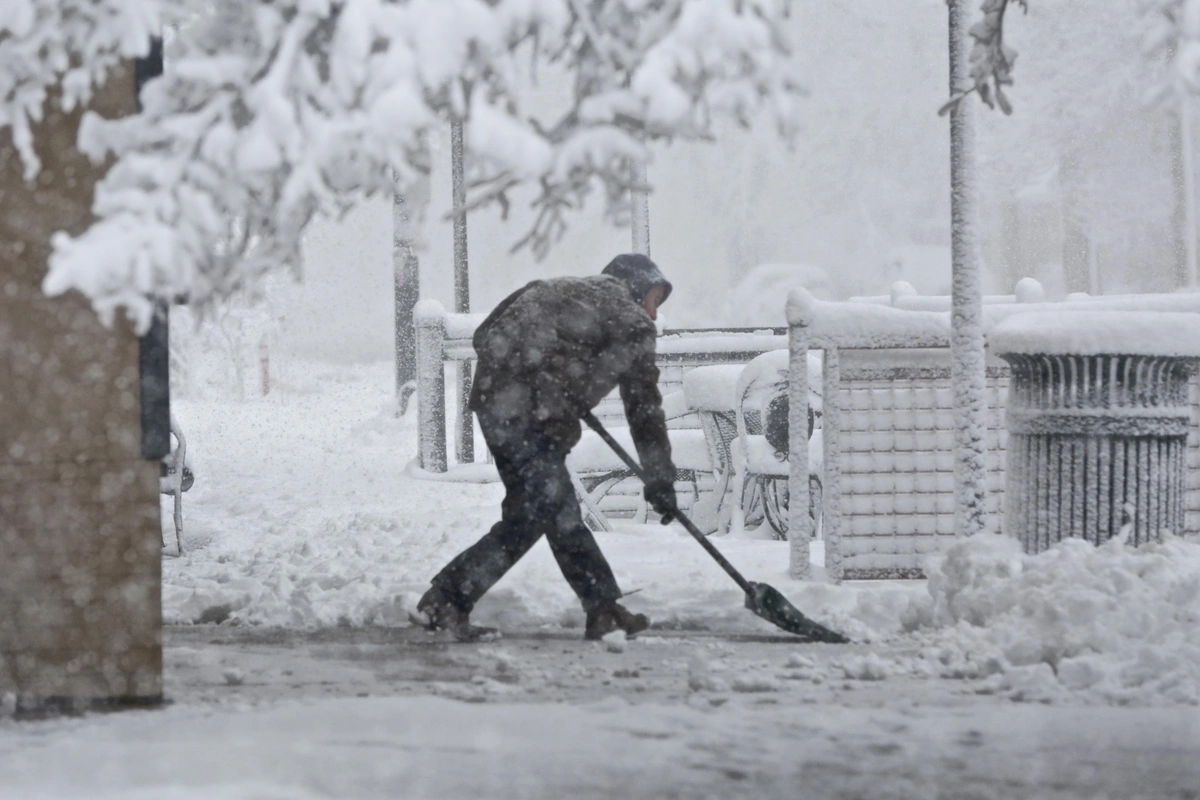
(580, 410, 755, 597)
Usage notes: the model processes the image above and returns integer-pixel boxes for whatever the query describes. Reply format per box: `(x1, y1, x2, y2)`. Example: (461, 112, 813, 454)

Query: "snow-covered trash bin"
(990, 312, 1200, 552)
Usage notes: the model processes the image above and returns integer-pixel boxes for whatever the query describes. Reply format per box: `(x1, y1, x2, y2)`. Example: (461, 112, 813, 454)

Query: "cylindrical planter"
(991, 312, 1200, 553)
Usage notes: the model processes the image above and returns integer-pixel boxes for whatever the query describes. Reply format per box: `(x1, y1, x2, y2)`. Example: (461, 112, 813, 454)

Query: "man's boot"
(410, 586, 498, 642)
(584, 601, 650, 641)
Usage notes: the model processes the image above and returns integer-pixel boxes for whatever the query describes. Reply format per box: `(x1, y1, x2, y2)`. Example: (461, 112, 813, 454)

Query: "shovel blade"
(745, 582, 850, 644)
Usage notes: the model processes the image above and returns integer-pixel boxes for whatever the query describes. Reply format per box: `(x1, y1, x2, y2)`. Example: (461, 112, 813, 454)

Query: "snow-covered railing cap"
(1061, 293, 1200, 312)
(895, 293, 1015, 311)
(1014, 277, 1045, 304)
(414, 300, 486, 339)
(890, 281, 918, 305)
(445, 312, 489, 340)
(656, 331, 785, 355)
(414, 299, 447, 322)
(989, 311, 1200, 358)
(787, 287, 950, 348)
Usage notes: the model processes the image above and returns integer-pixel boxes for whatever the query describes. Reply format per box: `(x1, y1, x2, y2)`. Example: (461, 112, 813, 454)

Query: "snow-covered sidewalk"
(159, 360, 1200, 707)
(161, 361, 910, 639)
(3, 624, 1199, 800)
(3, 359, 1200, 798)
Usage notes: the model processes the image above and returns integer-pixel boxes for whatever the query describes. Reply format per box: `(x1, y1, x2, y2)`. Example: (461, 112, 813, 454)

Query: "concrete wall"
(0, 67, 162, 709)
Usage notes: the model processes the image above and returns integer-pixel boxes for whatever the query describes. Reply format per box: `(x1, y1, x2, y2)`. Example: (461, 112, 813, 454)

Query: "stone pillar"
(0, 67, 163, 711)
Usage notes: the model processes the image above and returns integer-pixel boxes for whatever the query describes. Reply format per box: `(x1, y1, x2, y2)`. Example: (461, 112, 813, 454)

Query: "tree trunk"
(1, 62, 162, 710)
(948, 0, 989, 537)
(135, 38, 170, 460)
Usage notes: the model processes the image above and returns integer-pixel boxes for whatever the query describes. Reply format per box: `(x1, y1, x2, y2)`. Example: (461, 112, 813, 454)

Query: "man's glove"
(644, 478, 678, 525)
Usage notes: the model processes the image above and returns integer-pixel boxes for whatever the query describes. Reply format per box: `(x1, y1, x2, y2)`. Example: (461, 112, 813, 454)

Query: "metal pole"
(1183, 95, 1198, 288)
(393, 184, 420, 411)
(786, 325, 811, 579)
(451, 119, 474, 463)
(631, 161, 650, 256)
(452, 120, 470, 313)
(948, 0, 989, 537)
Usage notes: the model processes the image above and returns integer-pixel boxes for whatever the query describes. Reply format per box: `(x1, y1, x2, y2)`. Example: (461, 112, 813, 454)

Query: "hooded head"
(601, 253, 673, 305)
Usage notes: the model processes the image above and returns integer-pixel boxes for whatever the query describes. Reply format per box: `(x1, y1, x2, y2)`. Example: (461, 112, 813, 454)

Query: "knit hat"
(601, 253, 673, 304)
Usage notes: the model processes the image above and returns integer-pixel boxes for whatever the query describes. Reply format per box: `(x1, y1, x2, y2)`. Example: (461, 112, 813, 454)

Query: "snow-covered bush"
(2, 0, 804, 331)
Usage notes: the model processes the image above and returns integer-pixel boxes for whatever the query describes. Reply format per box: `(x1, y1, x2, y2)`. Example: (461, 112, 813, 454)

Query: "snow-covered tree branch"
(940, 0, 1027, 116)
(1145, 0, 1200, 97)
(0, 0, 162, 180)
(1, 0, 802, 330)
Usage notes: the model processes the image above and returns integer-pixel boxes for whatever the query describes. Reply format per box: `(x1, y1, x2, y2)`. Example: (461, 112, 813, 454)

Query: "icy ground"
(2, 360, 1199, 798)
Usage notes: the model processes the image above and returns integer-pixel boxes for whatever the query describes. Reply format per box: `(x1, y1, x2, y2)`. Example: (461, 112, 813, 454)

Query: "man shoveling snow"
(411, 254, 678, 641)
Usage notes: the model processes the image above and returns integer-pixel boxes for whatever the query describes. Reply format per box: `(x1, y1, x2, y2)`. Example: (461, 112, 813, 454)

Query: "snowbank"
(903, 534, 1200, 705)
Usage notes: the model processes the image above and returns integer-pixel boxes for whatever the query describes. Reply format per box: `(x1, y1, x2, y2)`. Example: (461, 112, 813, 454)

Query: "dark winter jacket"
(469, 275, 675, 485)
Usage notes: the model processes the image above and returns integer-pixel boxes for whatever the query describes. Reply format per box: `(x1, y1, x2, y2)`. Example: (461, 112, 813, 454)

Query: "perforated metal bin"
(992, 312, 1200, 553)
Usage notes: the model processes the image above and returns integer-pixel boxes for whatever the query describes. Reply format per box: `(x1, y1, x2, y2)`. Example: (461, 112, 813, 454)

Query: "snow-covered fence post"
(787, 321, 812, 579)
(991, 312, 1200, 551)
(451, 118, 474, 464)
(415, 300, 448, 472)
(821, 349, 843, 582)
(948, 0, 989, 537)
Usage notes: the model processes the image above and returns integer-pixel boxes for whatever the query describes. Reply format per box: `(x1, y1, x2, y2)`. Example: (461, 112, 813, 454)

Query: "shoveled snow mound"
(902, 534, 1200, 706)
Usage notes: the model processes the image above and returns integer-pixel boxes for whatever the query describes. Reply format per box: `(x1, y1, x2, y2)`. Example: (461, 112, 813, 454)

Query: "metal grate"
(1187, 375, 1200, 534)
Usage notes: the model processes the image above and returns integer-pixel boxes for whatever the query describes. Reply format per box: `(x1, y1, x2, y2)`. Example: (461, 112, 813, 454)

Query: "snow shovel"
(580, 410, 849, 644)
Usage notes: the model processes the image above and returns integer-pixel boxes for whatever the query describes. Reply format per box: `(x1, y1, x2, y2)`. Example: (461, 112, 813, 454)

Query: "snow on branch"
(0, 0, 162, 180)
(2, 0, 803, 331)
(940, 0, 1027, 117)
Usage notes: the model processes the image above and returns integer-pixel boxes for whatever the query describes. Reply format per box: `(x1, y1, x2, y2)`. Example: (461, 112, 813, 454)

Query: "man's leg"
(428, 446, 545, 612)
(536, 458, 623, 613)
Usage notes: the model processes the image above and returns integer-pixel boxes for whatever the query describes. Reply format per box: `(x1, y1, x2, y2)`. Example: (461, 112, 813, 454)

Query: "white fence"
(786, 288, 1200, 582)
(413, 299, 787, 473)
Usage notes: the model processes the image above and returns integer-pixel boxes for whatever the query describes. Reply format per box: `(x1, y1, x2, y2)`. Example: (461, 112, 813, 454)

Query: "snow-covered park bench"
(412, 299, 788, 524)
(786, 285, 1200, 582)
(160, 415, 194, 554)
(680, 351, 824, 539)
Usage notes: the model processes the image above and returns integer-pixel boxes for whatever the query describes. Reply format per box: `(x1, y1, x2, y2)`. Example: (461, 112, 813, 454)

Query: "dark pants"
(431, 413, 622, 614)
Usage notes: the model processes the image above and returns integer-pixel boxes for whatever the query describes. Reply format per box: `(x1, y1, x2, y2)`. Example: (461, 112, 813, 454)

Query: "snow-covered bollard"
(414, 300, 448, 472)
(990, 311, 1200, 552)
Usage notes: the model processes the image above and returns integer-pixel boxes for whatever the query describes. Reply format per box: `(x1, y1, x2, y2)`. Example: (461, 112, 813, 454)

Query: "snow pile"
(903, 533, 1200, 705)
